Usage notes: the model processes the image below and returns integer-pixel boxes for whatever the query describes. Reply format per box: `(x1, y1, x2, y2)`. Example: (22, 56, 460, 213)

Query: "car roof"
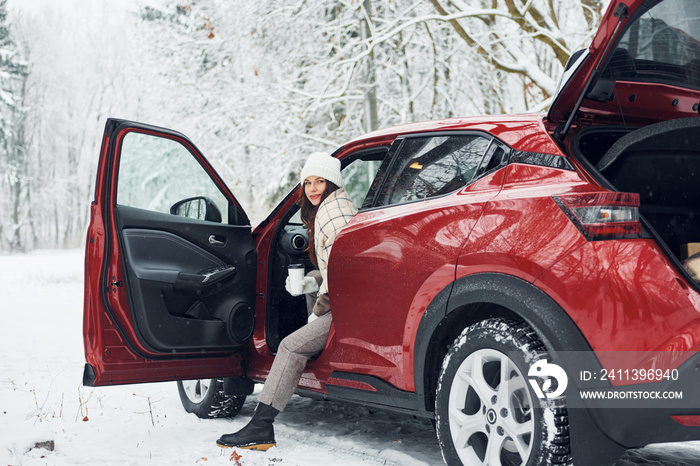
(348, 113, 563, 155)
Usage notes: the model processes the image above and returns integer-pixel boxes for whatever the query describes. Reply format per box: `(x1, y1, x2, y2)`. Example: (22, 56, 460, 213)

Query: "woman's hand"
(285, 276, 320, 296)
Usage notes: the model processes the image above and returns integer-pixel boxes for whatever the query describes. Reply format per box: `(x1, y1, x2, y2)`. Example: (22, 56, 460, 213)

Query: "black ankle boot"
(216, 403, 280, 450)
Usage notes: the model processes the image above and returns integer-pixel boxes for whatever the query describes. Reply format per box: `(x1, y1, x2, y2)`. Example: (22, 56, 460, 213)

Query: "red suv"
(83, 0, 700, 464)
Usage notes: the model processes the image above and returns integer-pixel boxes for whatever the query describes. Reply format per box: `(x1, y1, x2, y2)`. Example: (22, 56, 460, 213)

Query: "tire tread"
(177, 378, 246, 419)
(435, 318, 573, 466)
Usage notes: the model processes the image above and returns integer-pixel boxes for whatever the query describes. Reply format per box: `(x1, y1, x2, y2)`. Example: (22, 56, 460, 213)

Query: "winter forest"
(0, 0, 607, 253)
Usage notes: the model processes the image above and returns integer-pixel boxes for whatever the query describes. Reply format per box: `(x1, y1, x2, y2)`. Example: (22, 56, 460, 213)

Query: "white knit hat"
(300, 152, 343, 187)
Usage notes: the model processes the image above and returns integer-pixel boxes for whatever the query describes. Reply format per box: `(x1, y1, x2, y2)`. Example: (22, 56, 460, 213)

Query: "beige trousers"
(257, 311, 332, 411)
(258, 270, 329, 411)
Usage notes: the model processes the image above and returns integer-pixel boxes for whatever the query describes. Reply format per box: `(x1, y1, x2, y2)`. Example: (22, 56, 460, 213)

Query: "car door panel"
(116, 206, 256, 353)
(83, 118, 255, 387)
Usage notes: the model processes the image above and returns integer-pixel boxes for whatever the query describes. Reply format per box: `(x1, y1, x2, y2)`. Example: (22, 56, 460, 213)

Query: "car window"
(605, 0, 700, 89)
(376, 135, 491, 207)
(477, 140, 510, 177)
(342, 157, 383, 209)
(116, 132, 229, 223)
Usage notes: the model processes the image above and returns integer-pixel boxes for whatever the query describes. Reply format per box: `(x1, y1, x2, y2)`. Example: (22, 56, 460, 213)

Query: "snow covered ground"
(2, 249, 700, 466)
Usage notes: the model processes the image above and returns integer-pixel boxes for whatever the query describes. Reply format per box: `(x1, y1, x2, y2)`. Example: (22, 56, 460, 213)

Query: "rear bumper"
(576, 352, 700, 448)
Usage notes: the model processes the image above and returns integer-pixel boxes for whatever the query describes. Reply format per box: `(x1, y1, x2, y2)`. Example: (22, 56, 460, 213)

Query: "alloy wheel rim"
(448, 348, 535, 466)
(182, 379, 211, 403)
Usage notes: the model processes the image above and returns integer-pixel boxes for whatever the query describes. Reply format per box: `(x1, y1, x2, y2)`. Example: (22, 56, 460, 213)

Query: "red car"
(83, 0, 700, 464)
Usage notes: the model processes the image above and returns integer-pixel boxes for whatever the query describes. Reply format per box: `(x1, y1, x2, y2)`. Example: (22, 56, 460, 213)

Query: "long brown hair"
(297, 179, 339, 267)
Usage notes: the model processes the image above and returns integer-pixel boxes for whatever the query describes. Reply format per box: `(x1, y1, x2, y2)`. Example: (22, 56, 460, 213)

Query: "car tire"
(435, 318, 571, 466)
(177, 378, 246, 419)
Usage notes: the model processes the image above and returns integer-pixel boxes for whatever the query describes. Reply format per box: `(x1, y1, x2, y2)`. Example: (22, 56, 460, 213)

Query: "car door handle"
(209, 234, 226, 246)
(176, 266, 237, 289)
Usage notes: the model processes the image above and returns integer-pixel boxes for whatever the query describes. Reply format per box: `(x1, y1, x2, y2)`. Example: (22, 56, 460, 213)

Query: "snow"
(0, 249, 440, 466)
(2, 248, 700, 466)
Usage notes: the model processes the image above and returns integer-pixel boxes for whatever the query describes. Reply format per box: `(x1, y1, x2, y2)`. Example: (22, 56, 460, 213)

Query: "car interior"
(573, 118, 700, 272)
(263, 149, 388, 352)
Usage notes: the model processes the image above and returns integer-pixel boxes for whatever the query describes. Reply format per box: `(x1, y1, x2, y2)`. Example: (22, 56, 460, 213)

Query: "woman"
(217, 151, 358, 450)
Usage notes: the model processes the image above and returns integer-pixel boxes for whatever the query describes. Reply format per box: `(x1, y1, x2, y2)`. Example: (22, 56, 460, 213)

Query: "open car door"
(83, 119, 256, 386)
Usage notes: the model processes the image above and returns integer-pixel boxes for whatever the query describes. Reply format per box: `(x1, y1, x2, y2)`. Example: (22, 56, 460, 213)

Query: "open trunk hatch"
(573, 118, 700, 277)
(550, 0, 700, 134)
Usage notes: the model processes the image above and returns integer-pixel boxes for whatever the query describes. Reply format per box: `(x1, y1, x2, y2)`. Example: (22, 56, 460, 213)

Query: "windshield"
(604, 0, 700, 90)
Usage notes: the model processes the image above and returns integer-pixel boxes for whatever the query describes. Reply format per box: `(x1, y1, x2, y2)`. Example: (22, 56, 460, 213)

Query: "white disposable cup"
(288, 264, 305, 295)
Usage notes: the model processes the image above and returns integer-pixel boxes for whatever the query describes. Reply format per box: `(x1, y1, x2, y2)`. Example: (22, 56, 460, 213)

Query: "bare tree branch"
(427, 0, 557, 96)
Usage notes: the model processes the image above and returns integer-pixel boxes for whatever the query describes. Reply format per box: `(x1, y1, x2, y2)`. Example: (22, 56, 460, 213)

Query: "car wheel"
(177, 378, 246, 419)
(435, 318, 571, 466)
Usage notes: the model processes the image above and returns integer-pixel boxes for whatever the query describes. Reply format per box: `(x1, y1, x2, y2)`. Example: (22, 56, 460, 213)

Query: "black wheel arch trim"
(412, 272, 629, 463)
(449, 273, 593, 350)
(413, 273, 599, 408)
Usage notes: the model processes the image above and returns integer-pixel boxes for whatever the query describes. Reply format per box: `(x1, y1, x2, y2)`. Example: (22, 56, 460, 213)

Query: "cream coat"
(313, 188, 357, 300)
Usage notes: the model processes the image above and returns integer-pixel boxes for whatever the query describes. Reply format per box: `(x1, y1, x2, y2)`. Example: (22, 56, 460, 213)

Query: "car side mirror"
(170, 196, 222, 223)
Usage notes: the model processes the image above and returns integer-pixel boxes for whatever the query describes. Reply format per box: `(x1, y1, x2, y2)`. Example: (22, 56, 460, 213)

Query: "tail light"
(671, 415, 700, 427)
(553, 192, 641, 241)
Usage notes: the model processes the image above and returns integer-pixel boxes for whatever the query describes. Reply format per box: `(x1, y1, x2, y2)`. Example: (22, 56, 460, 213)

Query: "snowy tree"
(0, 0, 29, 252)
(0, 0, 609, 251)
(425, 0, 606, 106)
(130, 0, 606, 223)
(0, 2, 153, 252)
